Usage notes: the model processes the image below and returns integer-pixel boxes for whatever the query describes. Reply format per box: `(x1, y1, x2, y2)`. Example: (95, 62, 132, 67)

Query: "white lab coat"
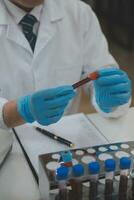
(0, 0, 131, 129)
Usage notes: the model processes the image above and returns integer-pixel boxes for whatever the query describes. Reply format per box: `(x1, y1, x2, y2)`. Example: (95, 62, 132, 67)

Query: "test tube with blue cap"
(119, 157, 131, 200)
(70, 164, 84, 200)
(60, 151, 73, 167)
(129, 169, 134, 200)
(104, 159, 116, 200)
(129, 158, 134, 200)
(55, 166, 69, 200)
(88, 161, 100, 200)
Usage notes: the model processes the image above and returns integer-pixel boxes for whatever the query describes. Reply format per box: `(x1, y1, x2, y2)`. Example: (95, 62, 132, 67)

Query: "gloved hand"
(94, 68, 131, 113)
(17, 86, 75, 125)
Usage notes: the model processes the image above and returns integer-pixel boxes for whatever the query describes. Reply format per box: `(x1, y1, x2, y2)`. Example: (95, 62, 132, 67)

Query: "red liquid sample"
(89, 179, 98, 200)
(119, 175, 128, 200)
(72, 71, 99, 89)
(105, 179, 114, 200)
(55, 189, 68, 200)
(70, 179, 83, 200)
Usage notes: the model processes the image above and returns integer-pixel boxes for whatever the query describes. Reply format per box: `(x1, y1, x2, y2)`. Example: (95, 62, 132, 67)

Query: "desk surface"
(0, 135, 40, 200)
(15, 113, 108, 174)
(87, 107, 134, 143)
(1, 107, 134, 200)
(15, 108, 134, 175)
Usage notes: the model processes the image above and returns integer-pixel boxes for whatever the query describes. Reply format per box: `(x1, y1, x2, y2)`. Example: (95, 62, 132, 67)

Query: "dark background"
(79, 0, 134, 113)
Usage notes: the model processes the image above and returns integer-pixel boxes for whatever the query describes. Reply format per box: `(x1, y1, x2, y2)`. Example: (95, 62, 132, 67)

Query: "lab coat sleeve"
(79, 2, 131, 117)
(0, 98, 9, 130)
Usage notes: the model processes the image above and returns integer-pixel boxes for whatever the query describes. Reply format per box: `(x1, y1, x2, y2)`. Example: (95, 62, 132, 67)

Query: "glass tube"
(88, 161, 100, 200)
(118, 157, 131, 200)
(104, 159, 116, 200)
(70, 164, 84, 200)
(55, 166, 69, 200)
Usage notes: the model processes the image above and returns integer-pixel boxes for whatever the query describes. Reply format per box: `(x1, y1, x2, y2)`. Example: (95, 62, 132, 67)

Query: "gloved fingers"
(111, 92, 131, 103)
(95, 73, 129, 86)
(31, 92, 74, 111)
(23, 86, 75, 125)
(43, 106, 66, 117)
(98, 68, 124, 77)
(33, 99, 68, 110)
(97, 91, 130, 108)
(43, 85, 75, 100)
(35, 110, 64, 126)
(108, 82, 131, 94)
(44, 93, 74, 109)
(50, 114, 64, 124)
(47, 111, 64, 124)
(32, 85, 75, 101)
(54, 85, 75, 97)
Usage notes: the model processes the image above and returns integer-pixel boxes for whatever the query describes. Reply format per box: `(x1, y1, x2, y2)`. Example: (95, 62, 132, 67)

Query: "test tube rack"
(39, 141, 134, 200)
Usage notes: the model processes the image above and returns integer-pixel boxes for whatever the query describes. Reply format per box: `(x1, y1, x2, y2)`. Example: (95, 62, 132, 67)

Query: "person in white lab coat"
(0, 0, 131, 129)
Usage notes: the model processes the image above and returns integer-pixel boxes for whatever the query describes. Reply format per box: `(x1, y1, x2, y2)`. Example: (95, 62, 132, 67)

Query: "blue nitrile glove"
(94, 68, 131, 113)
(17, 86, 75, 125)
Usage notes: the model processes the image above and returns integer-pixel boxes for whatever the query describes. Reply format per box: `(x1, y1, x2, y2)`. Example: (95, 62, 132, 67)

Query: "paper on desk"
(15, 113, 108, 174)
(87, 107, 134, 143)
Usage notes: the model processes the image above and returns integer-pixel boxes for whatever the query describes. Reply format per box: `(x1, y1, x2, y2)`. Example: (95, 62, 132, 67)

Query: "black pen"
(34, 126, 75, 148)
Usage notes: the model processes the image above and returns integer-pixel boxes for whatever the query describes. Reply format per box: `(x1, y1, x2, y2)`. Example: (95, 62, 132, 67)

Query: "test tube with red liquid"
(72, 71, 99, 89)
(55, 166, 69, 200)
(88, 161, 100, 200)
(104, 159, 116, 200)
(119, 157, 131, 200)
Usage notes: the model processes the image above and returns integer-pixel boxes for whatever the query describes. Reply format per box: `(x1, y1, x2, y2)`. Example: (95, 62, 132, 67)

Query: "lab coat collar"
(33, 0, 65, 57)
(0, 0, 64, 25)
(46, 0, 64, 22)
(7, 16, 33, 54)
(0, 0, 64, 56)
(0, 0, 8, 25)
(4, 0, 43, 24)
(0, 0, 32, 53)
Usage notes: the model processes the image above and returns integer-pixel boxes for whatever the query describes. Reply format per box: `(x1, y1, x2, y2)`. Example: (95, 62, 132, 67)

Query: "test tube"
(60, 151, 73, 167)
(104, 159, 116, 200)
(88, 161, 100, 200)
(72, 71, 99, 89)
(55, 166, 69, 200)
(119, 157, 131, 200)
(129, 170, 134, 200)
(70, 164, 84, 200)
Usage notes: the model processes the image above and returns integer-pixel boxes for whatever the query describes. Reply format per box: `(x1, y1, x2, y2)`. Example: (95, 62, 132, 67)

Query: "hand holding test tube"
(72, 71, 99, 89)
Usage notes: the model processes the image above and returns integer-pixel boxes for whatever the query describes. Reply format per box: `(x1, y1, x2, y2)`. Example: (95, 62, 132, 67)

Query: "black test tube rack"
(38, 141, 134, 200)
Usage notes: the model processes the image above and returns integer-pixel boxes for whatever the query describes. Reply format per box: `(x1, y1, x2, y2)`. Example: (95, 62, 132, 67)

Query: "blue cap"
(88, 161, 100, 174)
(56, 166, 69, 180)
(61, 151, 72, 163)
(72, 164, 84, 177)
(105, 159, 116, 172)
(120, 157, 131, 170)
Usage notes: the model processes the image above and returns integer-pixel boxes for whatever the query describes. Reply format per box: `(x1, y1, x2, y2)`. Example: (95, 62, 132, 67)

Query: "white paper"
(15, 113, 108, 174)
(87, 107, 134, 143)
